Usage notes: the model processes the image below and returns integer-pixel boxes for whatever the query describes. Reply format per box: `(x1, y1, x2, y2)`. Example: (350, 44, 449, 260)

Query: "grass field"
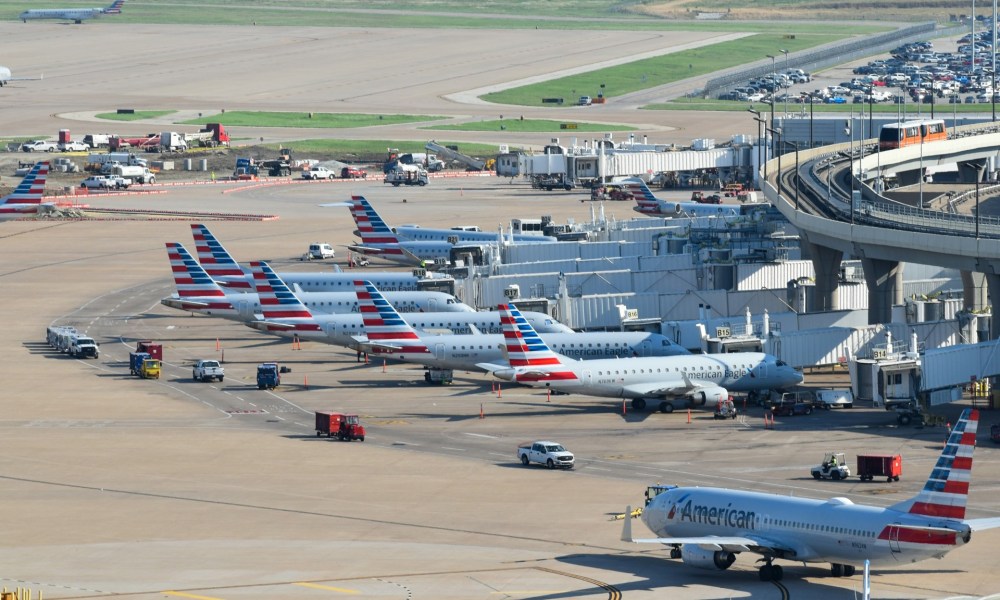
(425, 118, 635, 133)
(483, 33, 843, 107)
(181, 111, 448, 128)
(0, 1, 896, 31)
(95, 110, 175, 121)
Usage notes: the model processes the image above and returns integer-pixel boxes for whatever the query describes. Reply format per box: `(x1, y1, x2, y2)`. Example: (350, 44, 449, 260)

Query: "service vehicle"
(22, 140, 58, 152)
(129, 352, 160, 378)
(815, 388, 854, 409)
(713, 397, 737, 419)
(811, 452, 851, 480)
(384, 164, 428, 186)
(87, 152, 147, 169)
(341, 166, 367, 179)
(398, 153, 444, 172)
(80, 175, 114, 190)
(192, 359, 224, 382)
(314, 411, 366, 441)
(47, 325, 77, 350)
(59, 140, 89, 152)
(517, 441, 575, 469)
(111, 164, 155, 184)
(82, 134, 112, 148)
(578, 96, 593, 106)
(690, 191, 722, 204)
(68, 335, 100, 359)
(307, 243, 336, 260)
(857, 453, 902, 482)
(302, 166, 336, 180)
(135, 340, 163, 360)
(256, 362, 280, 390)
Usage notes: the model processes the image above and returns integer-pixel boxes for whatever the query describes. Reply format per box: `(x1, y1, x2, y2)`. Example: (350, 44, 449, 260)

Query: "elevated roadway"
(764, 122, 1000, 333)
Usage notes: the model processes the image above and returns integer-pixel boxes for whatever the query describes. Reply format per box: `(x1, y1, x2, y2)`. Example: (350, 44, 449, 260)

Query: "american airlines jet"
(352, 279, 688, 374)
(0, 162, 50, 220)
(484, 304, 802, 412)
(244, 261, 572, 351)
(161, 243, 473, 321)
(0, 66, 42, 87)
(624, 178, 740, 218)
(189, 223, 449, 293)
(622, 408, 1000, 581)
(20, 0, 125, 23)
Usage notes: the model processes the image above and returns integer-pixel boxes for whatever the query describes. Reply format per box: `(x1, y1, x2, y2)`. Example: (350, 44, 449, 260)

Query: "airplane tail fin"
(355, 280, 429, 353)
(497, 303, 563, 368)
(0, 161, 48, 205)
(351, 195, 400, 245)
(890, 408, 978, 519)
(165, 242, 229, 300)
(623, 178, 661, 215)
(190, 223, 249, 286)
(248, 261, 315, 321)
(104, 0, 125, 14)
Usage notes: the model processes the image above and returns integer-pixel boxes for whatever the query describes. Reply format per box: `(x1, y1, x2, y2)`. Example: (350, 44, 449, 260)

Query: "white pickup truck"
(517, 441, 575, 469)
(192, 359, 225, 382)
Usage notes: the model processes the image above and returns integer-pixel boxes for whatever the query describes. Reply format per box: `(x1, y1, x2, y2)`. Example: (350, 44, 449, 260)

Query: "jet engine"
(680, 545, 737, 570)
(686, 386, 728, 406)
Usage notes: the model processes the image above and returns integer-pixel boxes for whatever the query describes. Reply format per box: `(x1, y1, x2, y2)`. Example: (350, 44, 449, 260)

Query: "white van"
(308, 243, 335, 260)
(815, 389, 854, 409)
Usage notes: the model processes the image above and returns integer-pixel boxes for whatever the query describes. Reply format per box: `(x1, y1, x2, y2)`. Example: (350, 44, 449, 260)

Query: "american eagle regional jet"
(622, 408, 1000, 581)
(625, 178, 740, 218)
(0, 162, 51, 220)
(20, 0, 125, 23)
(483, 304, 802, 412)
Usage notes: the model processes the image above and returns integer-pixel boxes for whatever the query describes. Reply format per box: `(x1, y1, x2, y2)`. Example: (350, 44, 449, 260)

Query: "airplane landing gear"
(669, 547, 682, 559)
(758, 558, 783, 581)
(830, 563, 856, 577)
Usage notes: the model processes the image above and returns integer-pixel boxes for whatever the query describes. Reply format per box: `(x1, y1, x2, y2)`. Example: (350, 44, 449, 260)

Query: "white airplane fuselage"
(394, 225, 555, 244)
(645, 487, 969, 568)
(162, 290, 472, 320)
(369, 331, 687, 372)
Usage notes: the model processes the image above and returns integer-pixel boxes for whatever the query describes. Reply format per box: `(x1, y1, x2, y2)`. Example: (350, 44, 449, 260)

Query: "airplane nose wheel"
(757, 558, 783, 581)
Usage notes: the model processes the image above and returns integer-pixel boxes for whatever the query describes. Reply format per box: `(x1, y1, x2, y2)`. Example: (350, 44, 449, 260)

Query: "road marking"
(464, 432, 499, 439)
(442, 447, 464, 452)
(164, 592, 225, 600)
(294, 582, 360, 594)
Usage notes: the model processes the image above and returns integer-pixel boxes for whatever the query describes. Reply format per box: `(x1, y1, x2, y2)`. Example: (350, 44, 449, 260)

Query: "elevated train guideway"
(763, 122, 1000, 336)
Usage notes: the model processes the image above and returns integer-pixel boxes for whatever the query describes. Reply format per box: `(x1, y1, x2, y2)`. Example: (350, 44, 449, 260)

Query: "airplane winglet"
(468, 322, 482, 336)
(621, 505, 634, 542)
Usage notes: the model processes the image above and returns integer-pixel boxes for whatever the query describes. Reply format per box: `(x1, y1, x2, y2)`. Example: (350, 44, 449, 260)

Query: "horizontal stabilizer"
(965, 517, 1000, 532)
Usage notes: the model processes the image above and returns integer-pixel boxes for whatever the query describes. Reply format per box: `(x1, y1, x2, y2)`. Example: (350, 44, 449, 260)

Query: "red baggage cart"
(857, 454, 902, 482)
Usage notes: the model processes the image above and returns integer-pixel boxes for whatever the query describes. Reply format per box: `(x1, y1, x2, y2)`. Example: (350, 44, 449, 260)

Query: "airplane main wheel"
(843, 565, 856, 577)
(659, 401, 674, 414)
(670, 547, 682, 559)
(759, 565, 773, 582)
(831, 564, 843, 577)
(772, 565, 783, 580)
(631, 398, 647, 411)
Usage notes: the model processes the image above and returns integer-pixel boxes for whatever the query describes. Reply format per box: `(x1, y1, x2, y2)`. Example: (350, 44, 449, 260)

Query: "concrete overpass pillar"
(861, 258, 903, 325)
(962, 271, 988, 312)
(986, 274, 1000, 339)
(958, 159, 988, 183)
(802, 240, 842, 312)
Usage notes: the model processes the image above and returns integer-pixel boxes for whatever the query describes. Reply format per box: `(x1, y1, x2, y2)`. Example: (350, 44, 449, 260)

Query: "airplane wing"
(620, 375, 719, 398)
(965, 517, 1000, 531)
(476, 362, 510, 374)
(358, 341, 404, 353)
(347, 244, 388, 256)
(245, 320, 297, 331)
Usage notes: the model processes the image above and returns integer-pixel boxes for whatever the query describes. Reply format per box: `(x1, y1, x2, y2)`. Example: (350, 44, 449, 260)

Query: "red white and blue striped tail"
(104, 0, 125, 14)
(0, 161, 48, 205)
(355, 280, 429, 352)
(624, 178, 660, 215)
(498, 303, 565, 369)
(894, 408, 978, 520)
(248, 261, 315, 321)
(351, 195, 400, 245)
(165, 242, 229, 300)
(190, 223, 250, 286)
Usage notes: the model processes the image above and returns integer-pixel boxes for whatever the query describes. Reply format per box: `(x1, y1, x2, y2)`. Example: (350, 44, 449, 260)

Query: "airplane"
(244, 260, 573, 351)
(189, 223, 450, 293)
(351, 279, 689, 374)
(483, 303, 802, 412)
(161, 242, 474, 321)
(624, 178, 741, 218)
(622, 407, 1000, 581)
(0, 161, 51, 220)
(20, 0, 125, 23)
(0, 66, 42, 87)
(347, 195, 486, 267)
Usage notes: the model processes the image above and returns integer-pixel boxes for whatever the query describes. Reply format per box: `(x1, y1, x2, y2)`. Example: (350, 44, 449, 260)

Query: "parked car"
(59, 141, 89, 152)
(21, 140, 58, 152)
(772, 400, 814, 416)
(578, 96, 593, 106)
(302, 166, 336, 180)
(341, 166, 367, 179)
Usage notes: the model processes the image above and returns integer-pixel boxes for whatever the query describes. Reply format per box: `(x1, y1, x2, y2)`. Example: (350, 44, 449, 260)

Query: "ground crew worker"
(829, 455, 838, 469)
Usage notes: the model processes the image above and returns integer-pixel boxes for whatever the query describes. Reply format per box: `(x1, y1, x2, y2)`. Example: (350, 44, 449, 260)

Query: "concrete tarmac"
(2, 19, 1000, 600)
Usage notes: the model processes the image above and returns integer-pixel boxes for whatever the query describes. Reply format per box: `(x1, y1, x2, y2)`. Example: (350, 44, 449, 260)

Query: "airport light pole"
(767, 54, 777, 157)
(779, 138, 800, 210)
(845, 120, 855, 224)
(753, 114, 768, 184)
(768, 126, 783, 192)
(780, 49, 790, 117)
(919, 123, 926, 209)
(748, 108, 764, 188)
